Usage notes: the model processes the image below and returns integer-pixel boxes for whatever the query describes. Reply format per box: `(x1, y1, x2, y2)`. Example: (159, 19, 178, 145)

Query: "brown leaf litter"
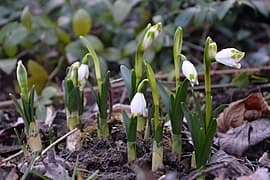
(216, 93, 270, 156)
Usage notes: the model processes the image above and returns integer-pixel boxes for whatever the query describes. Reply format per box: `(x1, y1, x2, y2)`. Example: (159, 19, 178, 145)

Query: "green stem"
(172, 133, 182, 160)
(137, 115, 145, 132)
(174, 58, 180, 89)
(27, 121, 42, 153)
(98, 117, 109, 138)
(66, 110, 80, 130)
(127, 141, 136, 162)
(144, 118, 150, 140)
(204, 38, 212, 130)
(135, 49, 143, 86)
(152, 140, 163, 171)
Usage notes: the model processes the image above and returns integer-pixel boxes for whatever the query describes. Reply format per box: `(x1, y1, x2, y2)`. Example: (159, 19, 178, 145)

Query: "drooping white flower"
(78, 63, 89, 89)
(182, 60, 199, 87)
(215, 48, 245, 69)
(78, 64, 89, 81)
(142, 23, 162, 50)
(130, 92, 146, 116)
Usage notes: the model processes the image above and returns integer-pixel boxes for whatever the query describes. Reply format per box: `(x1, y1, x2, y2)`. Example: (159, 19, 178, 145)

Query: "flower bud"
(130, 92, 146, 116)
(78, 63, 89, 88)
(142, 23, 162, 50)
(215, 48, 245, 69)
(182, 60, 199, 87)
(208, 42, 217, 61)
(16, 60, 28, 99)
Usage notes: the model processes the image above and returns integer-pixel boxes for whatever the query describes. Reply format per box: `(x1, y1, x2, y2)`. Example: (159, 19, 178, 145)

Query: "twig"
(48, 57, 65, 81)
(35, 128, 79, 161)
(186, 162, 229, 180)
(0, 150, 24, 165)
(0, 128, 78, 166)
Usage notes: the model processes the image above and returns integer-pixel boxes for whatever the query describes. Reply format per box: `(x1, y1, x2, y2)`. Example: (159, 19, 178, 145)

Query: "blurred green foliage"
(0, 0, 269, 86)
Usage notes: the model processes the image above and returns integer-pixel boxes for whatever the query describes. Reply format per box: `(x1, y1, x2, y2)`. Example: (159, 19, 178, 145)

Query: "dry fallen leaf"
(237, 168, 270, 180)
(217, 118, 270, 156)
(209, 150, 251, 179)
(217, 93, 270, 133)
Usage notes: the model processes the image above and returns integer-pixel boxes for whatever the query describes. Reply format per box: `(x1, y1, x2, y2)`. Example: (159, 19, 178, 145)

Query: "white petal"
(78, 64, 89, 81)
(130, 93, 146, 115)
(182, 60, 198, 86)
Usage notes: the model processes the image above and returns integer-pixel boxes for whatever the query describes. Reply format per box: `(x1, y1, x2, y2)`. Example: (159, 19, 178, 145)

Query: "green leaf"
(27, 60, 48, 94)
(56, 28, 70, 44)
(72, 9, 92, 36)
(0, 22, 18, 42)
(212, 104, 228, 119)
(127, 116, 137, 142)
(217, 0, 236, 20)
(120, 65, 132, 98)
(9, 93, 26, 125)
(174, 8, 194, 27)
(122, 111, 130, 135)
(0, 58, 17, 74)
(65, 41, 87, 61)
(3, 40, 17, 57)
(231, 72, 250, 88)
(157, 80, 170, 113)
(6, 25, 28, 45)
(123, 40, 136, 56)
(41, 29, 58, 45)
(250, 0, 269, 17)
(103, 47, 122, 61)
(112, 0, 141, 25)
(193, 7, 207, 28)
(68, 86, 80, 112)
(81, 35, 104, 53)
(21, 6, 32, 31)
(41, 86, 57, 99)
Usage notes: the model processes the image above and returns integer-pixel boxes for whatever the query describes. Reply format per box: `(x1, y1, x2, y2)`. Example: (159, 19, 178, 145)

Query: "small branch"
(35, 128, 79, 161)
(0, 150, 24, 165)
(186, 162, 229, 180)
(0, 128, 78, 165)
(48, 57, 65, 81)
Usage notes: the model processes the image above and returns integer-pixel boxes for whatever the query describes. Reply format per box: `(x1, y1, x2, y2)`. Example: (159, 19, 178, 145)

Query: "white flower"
(142, 23, 162, 50)
(78, 64, 89, 82)
(182, 60, 199, 87)
(130, 92, 146, 116)
(215, 48, 245, 69)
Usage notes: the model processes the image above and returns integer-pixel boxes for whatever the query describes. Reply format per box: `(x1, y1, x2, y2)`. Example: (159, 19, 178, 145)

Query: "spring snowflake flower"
(130, 92, 146, 116)
(142, 23, 162, 50)
(182, 60, 199, 87)
(215, 48, 245, 69)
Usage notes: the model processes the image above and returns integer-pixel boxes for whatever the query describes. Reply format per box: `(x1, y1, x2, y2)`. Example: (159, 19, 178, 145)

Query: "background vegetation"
(0, 0, 270, 94)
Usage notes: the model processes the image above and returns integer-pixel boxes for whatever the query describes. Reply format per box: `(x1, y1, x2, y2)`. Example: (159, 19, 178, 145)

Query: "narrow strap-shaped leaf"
(127, 116, 137, 142)
(212, 104, 228, 119)
(9, 94, 27, 125)
(29, 86, 35, 122)
(122, 111, 130, 135)
(120, 65, 132, 99)
(157, 80, 171, 113)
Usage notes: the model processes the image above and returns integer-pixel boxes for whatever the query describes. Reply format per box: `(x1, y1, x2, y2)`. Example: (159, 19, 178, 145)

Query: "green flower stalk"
(182, 37, 245, 169)
(123, 80, 147, 161)
(10, 60, 42, 153)
(145, 61, 163, 171)
(131, 79, 148, 132)
(63, 62, 83, 151)
(81, 36, 110, 138)
(135, 23, 162, 86)
(157, 27, 189, 161)
(173, 27, 183, 88)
